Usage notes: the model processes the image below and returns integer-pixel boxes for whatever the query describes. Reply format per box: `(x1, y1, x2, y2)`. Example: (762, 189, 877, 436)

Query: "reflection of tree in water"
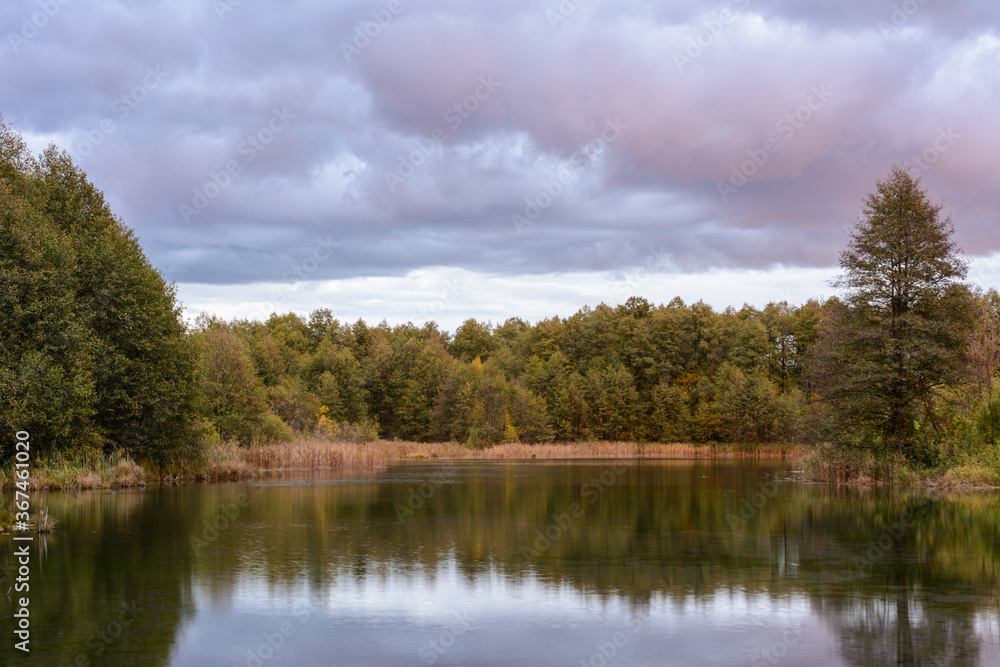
(15, 461, 999, 665)
(831, 595, 980, 667)
(810, 493, 999, 666)
(199, 462, 1000, 667)
(0, 487, 201, 665)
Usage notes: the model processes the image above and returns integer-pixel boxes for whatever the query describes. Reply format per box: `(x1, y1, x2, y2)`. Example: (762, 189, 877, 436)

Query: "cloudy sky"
(4, 0, 999, 330)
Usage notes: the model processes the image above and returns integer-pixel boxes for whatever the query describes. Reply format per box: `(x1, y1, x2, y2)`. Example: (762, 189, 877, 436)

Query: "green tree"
(584, 362, 639, 441)
(395, 335, 454, 441)
(191, 323, 279, 444)
(711, 362, 800, 444)
(965, 288, 1000, 402)
(450, 319, 495, 362)
(648, 381, 691, 443)
(440, 357, 517, 447)
(1, 118, 198, 462)
(823, 166, 971, 457)
(507, 381, 554, 443)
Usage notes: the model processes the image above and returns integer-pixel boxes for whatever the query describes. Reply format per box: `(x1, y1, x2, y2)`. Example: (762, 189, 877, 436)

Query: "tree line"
(187, 294, 819, 449)
(2, 116, 999, 472)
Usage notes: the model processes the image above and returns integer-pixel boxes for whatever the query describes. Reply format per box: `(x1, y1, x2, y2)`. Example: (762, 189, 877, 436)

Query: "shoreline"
(0, 440, 805, 493)
(2, 440, 996, 495)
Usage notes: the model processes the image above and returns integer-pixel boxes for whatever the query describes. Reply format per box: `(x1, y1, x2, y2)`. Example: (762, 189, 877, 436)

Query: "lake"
(3, 459, 999, 666)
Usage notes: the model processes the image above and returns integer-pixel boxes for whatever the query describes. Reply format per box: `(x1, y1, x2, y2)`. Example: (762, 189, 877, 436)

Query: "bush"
(314, 414, 379, 443)
(804, 444, 913, 484)
(255, 413, 294, 444)
(649, 381, 692, 443)
(1, 120, 198, 462)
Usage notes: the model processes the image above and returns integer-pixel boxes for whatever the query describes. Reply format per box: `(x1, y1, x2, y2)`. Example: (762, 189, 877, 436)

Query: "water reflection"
(1, 460, 999, 665)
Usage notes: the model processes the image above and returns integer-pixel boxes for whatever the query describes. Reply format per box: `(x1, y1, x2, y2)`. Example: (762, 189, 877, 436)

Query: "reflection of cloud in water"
(183, 562, 848, 667)
(30, 460, 1000, 665)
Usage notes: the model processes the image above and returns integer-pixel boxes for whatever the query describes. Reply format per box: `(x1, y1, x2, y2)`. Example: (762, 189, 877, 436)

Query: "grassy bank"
(398, 441, 804, 460)
(803, 446, 1000, 488)
(5, 439, 995, 491)
(0, 449, 146, 492)
(0, 440, 806, 491)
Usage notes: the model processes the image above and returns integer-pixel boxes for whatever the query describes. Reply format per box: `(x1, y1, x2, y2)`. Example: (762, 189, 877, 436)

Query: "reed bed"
(222, 440, 806, 473)
(0, 440, 807, 493)
(0, 505, 60, 533)
(235, 439, 413, 471)
(455, 442, 805, 460)
(0, 449, 146, 491)
(207, 439, 805, 477)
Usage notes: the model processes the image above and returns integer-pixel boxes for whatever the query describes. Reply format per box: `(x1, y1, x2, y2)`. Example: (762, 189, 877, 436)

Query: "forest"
(2, 116, 1000, 482)
(188, 297, 817, 448)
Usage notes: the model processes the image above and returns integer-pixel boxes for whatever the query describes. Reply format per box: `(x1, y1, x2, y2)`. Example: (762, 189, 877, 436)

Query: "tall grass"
(802, 444, 1000, 487)
(0, 440, 807, 492)
(413, 441, 805, 460)
(0, 449, 145, 491)
(237, 439, 412, 470)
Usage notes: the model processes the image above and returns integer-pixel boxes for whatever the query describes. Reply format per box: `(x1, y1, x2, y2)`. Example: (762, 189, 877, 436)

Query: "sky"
(3, 0, 999, 331)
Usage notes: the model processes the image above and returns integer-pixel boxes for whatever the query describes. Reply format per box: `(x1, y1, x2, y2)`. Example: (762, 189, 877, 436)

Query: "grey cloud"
(2, 0, 998, 288)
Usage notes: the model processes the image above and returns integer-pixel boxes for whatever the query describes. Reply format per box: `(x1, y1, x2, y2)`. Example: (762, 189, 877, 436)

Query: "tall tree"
(965, 288, 1000, 401)
(824, 166, 971, 456)
(1, 117, 198, 461)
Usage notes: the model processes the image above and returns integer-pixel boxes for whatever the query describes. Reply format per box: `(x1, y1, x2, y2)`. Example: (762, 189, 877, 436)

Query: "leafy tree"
(649, 381, 691, 443)
(306, 308, 342, 349)
(0, 118, 198, 462)
(360, 331, 397, 437)
(965, 288, 1000, 401)
(394, 335, 453, 441)
(507, 381, 554, 443)
(248, 331, 287, 387)
(445, 357, 517, 447)
(711, 362, 800, 444)
(450, 319, 495, 362)
(191, 323, 274, 444)
(616, 301, 657, 399)
(823, 166, 972, 456)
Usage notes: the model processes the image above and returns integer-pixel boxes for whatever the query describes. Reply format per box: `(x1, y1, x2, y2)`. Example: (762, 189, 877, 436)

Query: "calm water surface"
(2, 459, 999, 666)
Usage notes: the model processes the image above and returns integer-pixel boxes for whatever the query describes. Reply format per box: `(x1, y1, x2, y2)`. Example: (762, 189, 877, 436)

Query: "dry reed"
(395, 441, 806, 460)
(196, 440, 807, 475)
(0, 440, 806, 492)
(0, 449, 147, 491)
